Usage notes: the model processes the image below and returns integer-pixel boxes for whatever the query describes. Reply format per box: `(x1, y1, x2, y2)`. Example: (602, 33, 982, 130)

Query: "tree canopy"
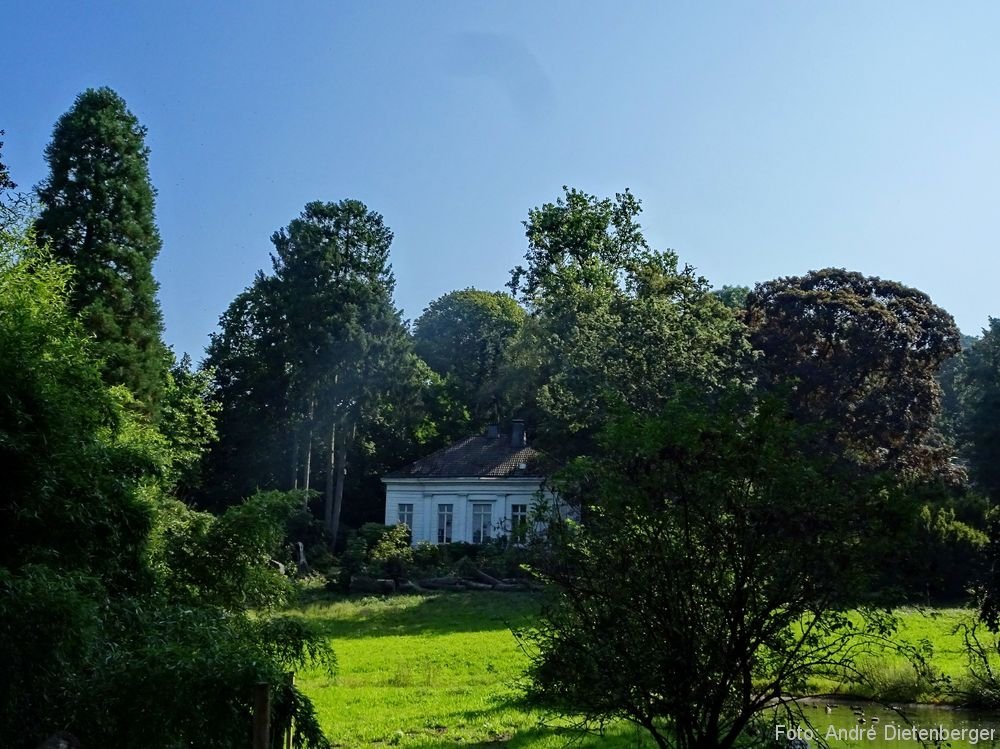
(35, 87, 168, 409)
(0, 204, 331, 748)
(204, 200, 439, 542)
(526, 392, 913, 749)
(413, 288, 524, 422)
(505, 187, 749, 455)
(948, 319, 1000, 500)
(746, 268, 961, 477)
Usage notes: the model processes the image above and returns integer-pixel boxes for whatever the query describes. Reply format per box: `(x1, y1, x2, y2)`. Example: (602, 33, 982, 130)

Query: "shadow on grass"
(413, 725, 603, 749)
(292, 590, 546, 639)
(403, 695, 655, 749)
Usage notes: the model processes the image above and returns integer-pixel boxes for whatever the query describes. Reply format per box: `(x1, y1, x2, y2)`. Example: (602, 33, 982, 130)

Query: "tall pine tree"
(36, 87, 167, 409)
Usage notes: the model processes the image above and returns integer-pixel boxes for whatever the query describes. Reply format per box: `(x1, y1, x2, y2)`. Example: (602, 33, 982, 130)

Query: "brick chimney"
(511, 419, 526, 447)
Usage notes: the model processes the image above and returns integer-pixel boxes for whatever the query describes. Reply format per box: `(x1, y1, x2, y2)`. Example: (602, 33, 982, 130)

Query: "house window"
(437, 504, 453, 544)
(510, 503, 529, 541)
(472, 503, 493, 544)
(397, 503, 413, 529)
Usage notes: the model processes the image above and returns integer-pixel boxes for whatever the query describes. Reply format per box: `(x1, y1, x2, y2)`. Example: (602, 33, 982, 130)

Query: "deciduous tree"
(526, 392, 914, 749)
(0, 223, 332, 748)
(746, 268, 960, 477)
(948, 320, 1000, 500)
(506, 187, 749, 456)
(413, 288, 524, 422)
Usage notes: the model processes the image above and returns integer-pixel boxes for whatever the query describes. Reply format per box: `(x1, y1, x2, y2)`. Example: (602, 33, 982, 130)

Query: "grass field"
(805, 607, 978, 702)
(289, 592, 984, 748)
(292, 592, 655, 747)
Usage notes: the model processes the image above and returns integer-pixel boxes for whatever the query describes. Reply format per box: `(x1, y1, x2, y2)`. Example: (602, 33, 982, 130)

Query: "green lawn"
(291, 592, 654, 747)
(289, 592, 985, 748)
(807, 607, 980, 702)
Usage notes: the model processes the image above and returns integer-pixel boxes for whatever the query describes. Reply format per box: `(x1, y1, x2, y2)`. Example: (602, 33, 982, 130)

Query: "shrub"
(412, 542, 443, 575)
(369, 524, 414, 581)
(357, 522, 392, 549)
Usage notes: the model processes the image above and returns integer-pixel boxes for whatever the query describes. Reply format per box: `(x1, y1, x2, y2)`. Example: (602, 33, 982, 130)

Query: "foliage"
(868, 480, 990, 604)
(159, 353, 220, 498)
(271, 200, 429, 539)
(369, 523, 415, 581)
(77, 604, 334, 749)
(334, 523, 411, 587)
(0, 229, 153, 592)
(0, 130, 31, 232)
(936, 331, 977, 447)
(413, 287, 525, 422)
(0, 130, 13, 192)
(505, 187, 749, 456)
(712, 284, 750, 310)
(35, 87, 168, 410)
(523, 392, 914, 749)
(949, 319, 1000, 501)
(746, 268, 961, 478)
(978, 507, 1000, 632)
(203, 201, 441, 535)
(202, 274, 294, 504)
(0, 224, 332, 748)
(151, 491, 306, 611)
(333, 524, 535, 588)
(953, 621, 1000, 708)
(913, 506, 987, 603)
(0, 566, 102, 739)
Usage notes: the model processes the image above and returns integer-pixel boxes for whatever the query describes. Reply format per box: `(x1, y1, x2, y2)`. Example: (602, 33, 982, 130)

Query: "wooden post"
(284, 672, 295, 749)
(252, 682, 270, 749)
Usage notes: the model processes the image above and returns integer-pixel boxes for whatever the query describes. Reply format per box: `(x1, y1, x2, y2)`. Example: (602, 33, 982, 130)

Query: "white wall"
(382, 478, 554, 545)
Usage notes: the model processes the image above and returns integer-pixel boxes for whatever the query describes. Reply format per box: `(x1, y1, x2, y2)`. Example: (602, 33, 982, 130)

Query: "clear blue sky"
(5, 1, 999, 359)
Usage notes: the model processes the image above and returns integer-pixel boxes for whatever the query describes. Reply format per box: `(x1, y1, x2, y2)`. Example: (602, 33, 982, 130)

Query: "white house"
(382, 420, 553, 546)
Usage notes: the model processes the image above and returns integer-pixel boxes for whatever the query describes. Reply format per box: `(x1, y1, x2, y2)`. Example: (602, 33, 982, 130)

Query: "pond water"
(774, 700, 1000, 747)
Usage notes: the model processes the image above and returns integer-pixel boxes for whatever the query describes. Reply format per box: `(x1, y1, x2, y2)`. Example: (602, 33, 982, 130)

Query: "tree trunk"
(303, 426, 312, 492)
(290, 433, 299, 491)
(303, 399, 315, 493)
(323, 421, 336, 534)
(329, 422, 350, 547)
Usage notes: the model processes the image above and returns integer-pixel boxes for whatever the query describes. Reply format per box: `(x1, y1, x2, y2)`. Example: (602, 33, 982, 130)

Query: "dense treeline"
(1, 91, 332, 749)
(5, 86, 1000, 747)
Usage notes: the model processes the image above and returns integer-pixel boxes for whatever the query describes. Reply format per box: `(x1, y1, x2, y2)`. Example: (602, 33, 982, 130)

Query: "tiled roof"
(385, 434, 549, 479)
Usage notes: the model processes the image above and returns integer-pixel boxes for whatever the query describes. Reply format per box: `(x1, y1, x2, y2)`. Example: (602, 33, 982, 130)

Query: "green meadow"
(292, 592, 654, 747)
(289, 593, 987, 748)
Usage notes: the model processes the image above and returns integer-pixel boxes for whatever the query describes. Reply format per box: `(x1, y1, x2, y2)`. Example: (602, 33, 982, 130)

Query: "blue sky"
(4, 2, 1000, 359)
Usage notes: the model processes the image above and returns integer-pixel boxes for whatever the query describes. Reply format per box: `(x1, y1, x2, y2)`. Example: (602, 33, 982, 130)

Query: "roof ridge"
(385, 432, 548, 479)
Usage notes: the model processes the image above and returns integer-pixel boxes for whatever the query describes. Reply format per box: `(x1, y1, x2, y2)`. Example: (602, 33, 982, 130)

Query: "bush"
(152, 491, 298, 611)
(412, 542, 443, 575)
(357, 522, 392, 549)
(369, 524, 414, 581)
(332, 534, 370, 592)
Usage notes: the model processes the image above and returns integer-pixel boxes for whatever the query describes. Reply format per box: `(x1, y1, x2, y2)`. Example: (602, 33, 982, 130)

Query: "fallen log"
(350, 575, 396, 594)
(418, 579, 465, 591)
(470, 568, 503, 587)
(460, 580, 494, 591)
(493, 582, 525, 592)
(397, 579, 425, 594)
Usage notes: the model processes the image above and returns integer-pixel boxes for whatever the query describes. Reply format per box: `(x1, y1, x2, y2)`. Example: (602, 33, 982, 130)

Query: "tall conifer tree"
(36, 87, 167, 409)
